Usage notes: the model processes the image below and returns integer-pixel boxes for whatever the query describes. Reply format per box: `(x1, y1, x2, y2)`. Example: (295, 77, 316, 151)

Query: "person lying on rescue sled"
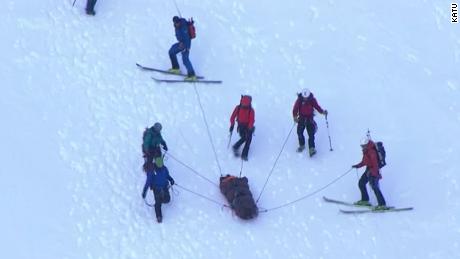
(219, 174, 258, 220)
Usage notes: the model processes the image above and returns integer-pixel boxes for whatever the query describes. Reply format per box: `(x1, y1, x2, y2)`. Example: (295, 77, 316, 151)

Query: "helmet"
(301, 88, 311, 98)
(360, 137, 369, 146)
(153, 122, 162, 132)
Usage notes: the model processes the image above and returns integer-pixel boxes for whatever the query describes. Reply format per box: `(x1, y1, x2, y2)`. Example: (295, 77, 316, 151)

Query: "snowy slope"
(1, 0, 459, 258)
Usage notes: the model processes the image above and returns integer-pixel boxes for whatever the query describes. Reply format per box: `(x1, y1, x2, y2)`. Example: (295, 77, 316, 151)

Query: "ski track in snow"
(1, 0, 460, 258)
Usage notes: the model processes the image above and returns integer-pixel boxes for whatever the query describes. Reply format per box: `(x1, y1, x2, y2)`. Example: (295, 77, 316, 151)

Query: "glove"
(142, 191, 146, 199)
(323, 110, 328, 116)
(293, 117, 299, 123)
(169, 178, 175, 186)
(352, 165, 358, 169)
(229, 124, 234, 133)
(163, 145, 168, 151)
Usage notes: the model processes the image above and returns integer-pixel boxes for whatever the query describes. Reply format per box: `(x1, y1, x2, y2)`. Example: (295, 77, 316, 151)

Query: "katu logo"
(453, 3, 458, 23)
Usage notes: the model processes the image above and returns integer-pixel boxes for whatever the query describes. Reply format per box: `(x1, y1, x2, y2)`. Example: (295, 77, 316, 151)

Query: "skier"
(292, 88, 328, 157)
(142, 157, 175, 223)
(85, 0, 97, 15)
(168, 16, 196, 81)
(352, 138, 388, 210)
(142, 122, 168, 164)
(229, 95, 255, 161)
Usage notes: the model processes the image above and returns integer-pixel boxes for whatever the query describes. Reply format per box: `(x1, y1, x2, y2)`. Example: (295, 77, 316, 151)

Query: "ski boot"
(184, 75, 197, 81)
(354, 200, 372, 207)
(309, 147, 317, 157)
(296, 145, 305, 153)
(156, 216, 162, 223)
(373, 205, 391, 211)
(168, 68, 180, 74)
(241, 154, 248, 161)
(86, 9, 96, 15)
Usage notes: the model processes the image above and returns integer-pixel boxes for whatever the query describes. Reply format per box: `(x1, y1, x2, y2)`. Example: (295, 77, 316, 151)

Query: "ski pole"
(227, 132, 233, 149)
(72, 0, 77, 7)
(325, 113, 333, 151)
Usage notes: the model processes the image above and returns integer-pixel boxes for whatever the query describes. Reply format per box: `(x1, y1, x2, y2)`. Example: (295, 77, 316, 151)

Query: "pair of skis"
(136, 63, 222, 84)
(323, 196, 413, 214)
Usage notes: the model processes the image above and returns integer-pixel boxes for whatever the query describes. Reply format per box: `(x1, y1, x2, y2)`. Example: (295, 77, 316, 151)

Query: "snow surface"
(1, 0, 459, 258)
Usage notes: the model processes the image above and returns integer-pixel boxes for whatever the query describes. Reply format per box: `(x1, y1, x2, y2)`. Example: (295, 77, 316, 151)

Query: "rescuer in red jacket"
(229, 95, 255, 161)
(292, 88, 327, 157)
(352, 138, 388, 210)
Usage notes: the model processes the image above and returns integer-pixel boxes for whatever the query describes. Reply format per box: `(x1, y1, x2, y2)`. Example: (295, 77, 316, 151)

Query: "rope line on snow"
(143, 198, 154, 207)
(256, 122, 296, 203)
(193, 85, 223, 177)
(239, 158, 244, 177)
(258, 168, 354, 213)
(172, 0, 182, 17)
(166, 153, 219, 188)
(176, 183, 230, 208)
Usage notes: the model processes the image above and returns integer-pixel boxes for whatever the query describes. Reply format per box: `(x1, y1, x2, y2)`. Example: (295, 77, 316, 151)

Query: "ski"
(324, 197, 413, 214)
(136, 63, 205, 79)
(340, 207, 413, 214)
(323, 196, 372, 208)
(152, 77, 222, 84)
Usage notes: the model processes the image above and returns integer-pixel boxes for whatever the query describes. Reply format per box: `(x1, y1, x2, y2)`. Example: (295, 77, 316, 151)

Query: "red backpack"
(188, 18, 196, 39)
(236, 95, 253, 124)
(239, 95, 252, 108)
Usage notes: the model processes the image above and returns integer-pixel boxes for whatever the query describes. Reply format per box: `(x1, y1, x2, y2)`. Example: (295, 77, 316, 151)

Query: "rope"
(143, 198, 154, 207)
(239, 158, 244, 177)
(176, 183, 230, 208)
(193, 85, 223, 176)
(143, 185, 174, 207)
(258, 168, 353, 213)
(256, 122, 296, 203)
(170, 185, 179, 196)
(166, 153, 218, 188)
(172, 0, 182, 17)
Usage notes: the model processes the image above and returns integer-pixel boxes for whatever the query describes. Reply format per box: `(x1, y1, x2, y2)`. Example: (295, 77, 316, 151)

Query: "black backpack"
(374, 141, 386, 168)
